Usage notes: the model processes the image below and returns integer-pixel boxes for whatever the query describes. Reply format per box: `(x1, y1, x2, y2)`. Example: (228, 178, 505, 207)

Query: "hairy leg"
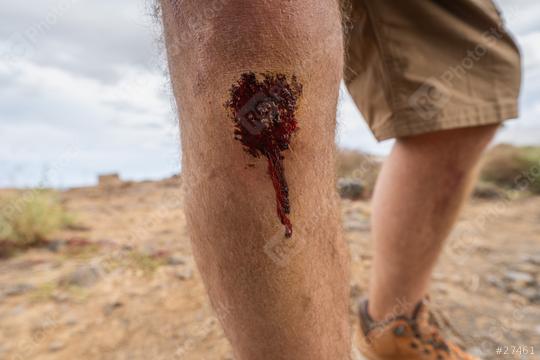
(160, 1, 350, 359)
(368, 125, 498, 320)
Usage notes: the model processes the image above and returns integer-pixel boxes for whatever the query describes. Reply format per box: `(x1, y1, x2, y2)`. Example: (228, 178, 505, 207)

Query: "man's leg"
(160, 1, 350, 359)
(368, 125, 498, 320)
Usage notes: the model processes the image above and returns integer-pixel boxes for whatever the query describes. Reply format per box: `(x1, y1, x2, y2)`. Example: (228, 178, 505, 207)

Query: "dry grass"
(480, 144, 540, 195)
(336, 149, 382, 197)
(127, 251, 166, 275)
(0, 190, 73, 246)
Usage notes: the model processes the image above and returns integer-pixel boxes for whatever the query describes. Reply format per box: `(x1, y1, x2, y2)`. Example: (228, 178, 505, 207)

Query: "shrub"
(0, 190, 73, 246)
(336, 149, 382, 197)
(480, 144, 540, 195)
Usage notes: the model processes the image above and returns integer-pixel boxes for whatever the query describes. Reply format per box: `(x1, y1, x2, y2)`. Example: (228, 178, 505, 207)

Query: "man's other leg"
(368, 125, 498, 320)
(160, 1, 350, 359)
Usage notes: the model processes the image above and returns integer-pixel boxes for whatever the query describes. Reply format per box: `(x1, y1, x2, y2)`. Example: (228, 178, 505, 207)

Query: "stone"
(47, 240, 66, 252)
(103, 301, 123, 316)
(48, 340, 65, 352)
(61, 264, 102, 288)
(521, 254, 540, 266)
(517, 287, 540, 304)
(10, 305, 26, 316)
(504, 271, 535, 286)
(337, 178, 364, 200)
(344, 218, 370, 232)
(486, 274, 506, 290)
(467, 347, 485, 358)
(511, 262, 539, 274)
(2, 283, 34, 297)
(51, 292, 70, 303)
(167, 254, 188, 266)
(64, 315, 79, 327)
(472, 182, 506, 199)
(349, 283, 363, 302)
(175, 267, 193, 280)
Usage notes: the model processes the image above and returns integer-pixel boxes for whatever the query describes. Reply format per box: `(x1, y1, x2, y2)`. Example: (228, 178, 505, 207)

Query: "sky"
(0, 0, 539, 188)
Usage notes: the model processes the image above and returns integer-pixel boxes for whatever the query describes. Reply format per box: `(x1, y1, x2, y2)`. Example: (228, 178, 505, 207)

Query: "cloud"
(0, 0, 538, 187)
(0, 56, 178, 188)
(519, 32, 540, 72)
(497, 0, 540, 35)
(0, 0, 162, 83)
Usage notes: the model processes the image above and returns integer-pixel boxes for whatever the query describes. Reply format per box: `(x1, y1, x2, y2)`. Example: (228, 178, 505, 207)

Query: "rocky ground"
(0, 178, 539, 360)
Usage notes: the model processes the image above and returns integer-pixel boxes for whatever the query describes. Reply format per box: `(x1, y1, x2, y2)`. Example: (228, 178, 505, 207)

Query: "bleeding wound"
(225, 72, 302, 238)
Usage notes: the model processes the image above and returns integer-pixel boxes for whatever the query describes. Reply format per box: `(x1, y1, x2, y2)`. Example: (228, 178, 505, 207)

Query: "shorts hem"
(371, 102, 519, 141)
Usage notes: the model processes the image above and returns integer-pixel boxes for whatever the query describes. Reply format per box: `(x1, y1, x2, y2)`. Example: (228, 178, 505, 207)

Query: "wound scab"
(225, 72, 302, 238)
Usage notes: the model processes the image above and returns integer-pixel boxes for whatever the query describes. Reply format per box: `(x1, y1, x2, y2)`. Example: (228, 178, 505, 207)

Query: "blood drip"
(225, 72, 302, 237)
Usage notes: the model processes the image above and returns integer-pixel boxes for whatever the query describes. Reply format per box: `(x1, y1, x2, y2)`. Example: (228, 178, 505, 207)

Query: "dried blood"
(225, 72, 302, 238)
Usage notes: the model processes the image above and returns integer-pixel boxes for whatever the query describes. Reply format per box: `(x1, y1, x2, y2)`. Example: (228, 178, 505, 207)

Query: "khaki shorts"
(344, 0, 522, 141)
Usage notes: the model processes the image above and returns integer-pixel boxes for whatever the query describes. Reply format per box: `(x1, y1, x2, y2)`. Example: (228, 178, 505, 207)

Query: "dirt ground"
(0, 178, 539, 360)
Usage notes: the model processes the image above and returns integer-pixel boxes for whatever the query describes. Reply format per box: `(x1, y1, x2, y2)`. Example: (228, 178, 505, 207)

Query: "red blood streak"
(225, 72, 302, 238)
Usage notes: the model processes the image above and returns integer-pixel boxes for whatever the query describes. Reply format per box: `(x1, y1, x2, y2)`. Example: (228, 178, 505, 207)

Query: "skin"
(160, 0, 500, 357)
(160, 1, 350, 359)
(368, 125, 499, 321)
